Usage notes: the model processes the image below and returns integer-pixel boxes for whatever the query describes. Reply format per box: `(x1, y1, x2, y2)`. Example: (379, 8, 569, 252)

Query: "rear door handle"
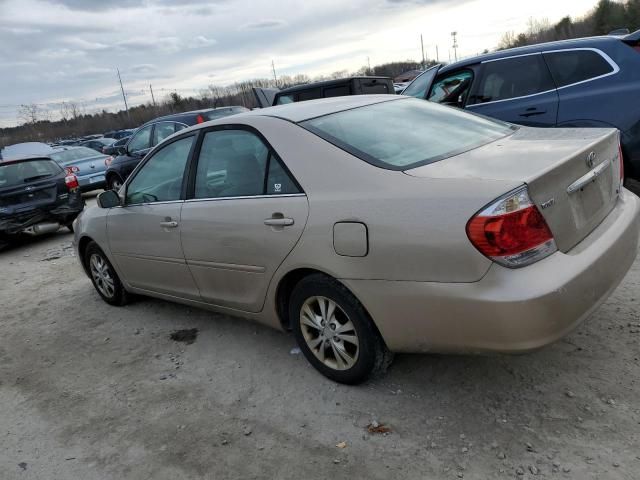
(264, 218, 294, 227)
(160, 221, 179, 228)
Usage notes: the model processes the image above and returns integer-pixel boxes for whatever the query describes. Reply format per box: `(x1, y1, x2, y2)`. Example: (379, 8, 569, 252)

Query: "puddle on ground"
(170, 328, 199, 345)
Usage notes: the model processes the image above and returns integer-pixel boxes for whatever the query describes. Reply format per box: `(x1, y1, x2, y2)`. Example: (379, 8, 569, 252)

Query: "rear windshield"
(50, 147, 99, 163)
(0, 159, 62, 188)
(301, 98, 515, 170)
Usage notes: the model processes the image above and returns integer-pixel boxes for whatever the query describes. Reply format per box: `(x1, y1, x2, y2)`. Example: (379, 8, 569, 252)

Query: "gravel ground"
(1, 194, 639, 480)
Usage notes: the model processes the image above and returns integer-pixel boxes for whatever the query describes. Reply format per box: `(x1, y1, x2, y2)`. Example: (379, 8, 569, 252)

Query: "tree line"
(499, 0, 640, 49)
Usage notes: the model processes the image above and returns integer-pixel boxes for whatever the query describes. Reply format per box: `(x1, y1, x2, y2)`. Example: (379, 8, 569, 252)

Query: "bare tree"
(18, 103, 41, 125)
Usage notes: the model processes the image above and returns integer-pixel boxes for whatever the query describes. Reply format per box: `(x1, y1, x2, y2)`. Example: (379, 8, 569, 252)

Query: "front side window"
(402, 65, 440, 99)
(275, 94, 294, 105)
(428, 70, 473, 106)
(125, 135, 194, 205)
(302, 98, 515, 170)
(153, 122, 175, 146)
(474, 55, 555, 103)
(543, 50, 615, 88)
(194, 129, 299, 198)
(128, 125, 153, 153)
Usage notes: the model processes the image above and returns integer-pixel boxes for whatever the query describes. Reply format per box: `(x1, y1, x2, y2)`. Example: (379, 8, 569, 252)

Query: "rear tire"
(84, 241, 129, 306)
(289, 274, 392, 384)
(108, 175, 123, 191)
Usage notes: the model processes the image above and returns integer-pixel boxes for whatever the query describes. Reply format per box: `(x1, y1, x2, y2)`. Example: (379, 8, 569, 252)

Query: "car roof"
(145, 106, 242, 125)
(440, 35, 621, 73)
(237, 94, 404, 123)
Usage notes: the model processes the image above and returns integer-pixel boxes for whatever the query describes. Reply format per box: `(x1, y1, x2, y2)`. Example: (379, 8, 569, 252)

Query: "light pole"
(451, 31, 459, 62)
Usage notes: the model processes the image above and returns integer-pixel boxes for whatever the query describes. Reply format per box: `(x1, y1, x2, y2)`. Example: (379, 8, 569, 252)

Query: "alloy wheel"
(90, 253, 115, 299)
(299, 296, 359, 371)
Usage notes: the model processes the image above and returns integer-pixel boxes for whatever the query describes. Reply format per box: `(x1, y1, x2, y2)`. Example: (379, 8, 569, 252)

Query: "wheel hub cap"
(90, 253, 115, 298)
(299, 296, 359, 371)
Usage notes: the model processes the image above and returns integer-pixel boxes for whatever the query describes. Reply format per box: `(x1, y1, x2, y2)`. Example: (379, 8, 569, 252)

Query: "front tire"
(85, 241, 129, 306)
(289, 274, 392, 384)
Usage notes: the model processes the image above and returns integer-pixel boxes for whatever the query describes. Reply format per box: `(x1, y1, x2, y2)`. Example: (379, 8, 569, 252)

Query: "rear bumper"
(77, 173, 106, 191)
(0, 197, 84, 235)
(342, 190, 640, 354)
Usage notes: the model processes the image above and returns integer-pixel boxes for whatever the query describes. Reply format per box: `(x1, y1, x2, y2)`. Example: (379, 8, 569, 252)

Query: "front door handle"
(264, 218, 294, 227)
(519, 109, 547, 118)
(160, 221, 179, 228)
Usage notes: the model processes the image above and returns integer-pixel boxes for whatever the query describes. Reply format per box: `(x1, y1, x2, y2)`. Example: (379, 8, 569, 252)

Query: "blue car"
(403, 30, 640, 181)
(49, 146, 110, 192)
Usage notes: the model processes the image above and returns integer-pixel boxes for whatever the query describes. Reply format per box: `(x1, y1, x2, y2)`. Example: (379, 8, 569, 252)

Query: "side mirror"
(116, 146, 127, 156)
(97, 189, 122, 209)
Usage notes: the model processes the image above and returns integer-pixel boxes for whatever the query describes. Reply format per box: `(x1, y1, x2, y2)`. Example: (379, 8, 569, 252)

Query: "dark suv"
(105, 107, 247, 190)
(253, 77, 395, 108)
(403, 30, 640, 180)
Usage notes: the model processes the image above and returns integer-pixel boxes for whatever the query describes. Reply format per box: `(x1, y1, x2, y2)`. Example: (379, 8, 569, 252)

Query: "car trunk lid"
(0, 179, 59, 215)
(405, 127, 622, 252)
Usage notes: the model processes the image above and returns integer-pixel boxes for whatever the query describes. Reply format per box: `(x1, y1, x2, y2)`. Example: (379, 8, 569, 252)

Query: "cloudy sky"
(0, 0, 598, 127)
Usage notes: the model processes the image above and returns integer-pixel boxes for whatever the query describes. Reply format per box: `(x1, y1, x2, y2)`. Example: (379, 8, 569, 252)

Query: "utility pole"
(116, 68, 130, 120)
(149, 84, 156, 107)
(367, 56, 371, 74)
(420, 34, 425, 69)
(451, 31, 459, 62)
(271, 60, 278, 86)
(436, 45, 440, 63)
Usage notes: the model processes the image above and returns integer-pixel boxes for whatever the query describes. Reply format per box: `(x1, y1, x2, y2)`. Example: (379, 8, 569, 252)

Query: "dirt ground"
(1, 194, 639, 480)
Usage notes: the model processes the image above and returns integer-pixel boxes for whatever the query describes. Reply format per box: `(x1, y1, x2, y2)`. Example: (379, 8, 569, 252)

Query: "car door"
(120, 124, 154, 179)
(107, 134, 201, 299)
(466, 54, 559, 127)
(542, 48, 621, 128)
(180, 127, 309, 312)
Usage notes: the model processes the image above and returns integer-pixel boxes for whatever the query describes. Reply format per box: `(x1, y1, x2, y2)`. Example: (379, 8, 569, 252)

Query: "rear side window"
(475, 55, 555, 103)
(359, 80, 391, 94)
(324, 85, 350, 97)
(543, 50, 614, 88)
(0, 160, 61, 188)
(302, 98, 515, 170)
(298, 89, 322, 101)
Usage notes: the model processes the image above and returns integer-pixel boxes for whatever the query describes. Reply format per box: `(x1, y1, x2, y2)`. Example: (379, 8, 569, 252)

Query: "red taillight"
(65, 166, 80, 174)
(196, 114, 205, 124)
(104, 156, 113, 167)
(466, 186, 557, 268)
(65, 174, 79, 190)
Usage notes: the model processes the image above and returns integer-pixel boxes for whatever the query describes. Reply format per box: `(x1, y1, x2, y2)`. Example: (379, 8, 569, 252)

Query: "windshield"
(301, 98, 515, 170)
(50, 147, 100, 163)
(0, 159, 62, 188)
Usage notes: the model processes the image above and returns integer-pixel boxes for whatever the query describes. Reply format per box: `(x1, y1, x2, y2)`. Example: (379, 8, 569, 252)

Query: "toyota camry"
(73, 96, 640, 384)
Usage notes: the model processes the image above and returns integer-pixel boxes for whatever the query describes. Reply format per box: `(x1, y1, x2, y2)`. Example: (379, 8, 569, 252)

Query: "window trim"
(467, 47, 619, 108)
(122, 133, 198, 207)
(185, 123, 304, 201)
